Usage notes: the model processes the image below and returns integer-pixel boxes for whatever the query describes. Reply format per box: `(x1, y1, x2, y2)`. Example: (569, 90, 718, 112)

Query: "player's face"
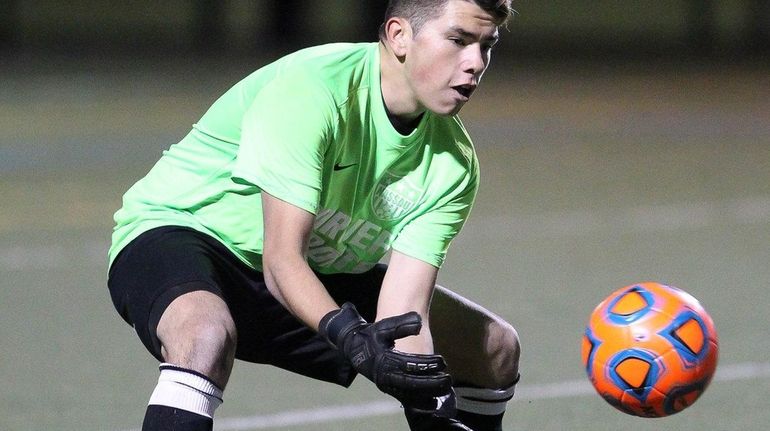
(404, 0, 500, 116)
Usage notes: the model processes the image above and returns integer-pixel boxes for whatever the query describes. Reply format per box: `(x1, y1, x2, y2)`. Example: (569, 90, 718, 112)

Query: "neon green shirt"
(110, 42, 479, 273)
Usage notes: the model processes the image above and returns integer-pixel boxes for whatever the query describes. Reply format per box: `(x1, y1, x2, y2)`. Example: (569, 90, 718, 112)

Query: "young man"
(107, 1, 520, 430)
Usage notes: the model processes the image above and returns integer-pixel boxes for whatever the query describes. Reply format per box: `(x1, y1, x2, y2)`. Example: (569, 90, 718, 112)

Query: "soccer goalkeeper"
(107, 1, 520, 429)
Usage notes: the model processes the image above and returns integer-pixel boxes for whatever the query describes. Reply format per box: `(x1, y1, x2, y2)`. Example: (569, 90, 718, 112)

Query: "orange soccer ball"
(581, 282, 719, 417)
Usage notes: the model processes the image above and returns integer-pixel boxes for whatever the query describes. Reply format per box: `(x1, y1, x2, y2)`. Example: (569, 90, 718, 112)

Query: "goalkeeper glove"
(319, 302, 453, 402)
(404, 387, 474, 430)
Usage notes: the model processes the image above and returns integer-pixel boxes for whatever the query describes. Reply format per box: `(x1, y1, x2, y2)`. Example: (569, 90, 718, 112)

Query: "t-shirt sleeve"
(232, 72, 336, 214)
(392, 160, 479, 268)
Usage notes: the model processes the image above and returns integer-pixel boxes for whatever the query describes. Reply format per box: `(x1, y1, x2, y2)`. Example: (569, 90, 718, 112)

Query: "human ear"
(384, 17, 412, 57)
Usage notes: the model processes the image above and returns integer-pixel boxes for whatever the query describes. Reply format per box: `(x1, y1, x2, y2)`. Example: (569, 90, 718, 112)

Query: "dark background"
(1, 0, 769, 61)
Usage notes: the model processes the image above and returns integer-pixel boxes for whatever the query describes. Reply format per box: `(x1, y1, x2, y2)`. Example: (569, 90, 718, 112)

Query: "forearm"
(260, 192, 339, 331)
(394, 324, 435, 354)
(377, 250, 439, 355)
(263, 253, 338, 331)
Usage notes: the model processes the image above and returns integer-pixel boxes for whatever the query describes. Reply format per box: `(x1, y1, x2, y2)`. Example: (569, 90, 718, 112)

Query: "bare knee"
(431, 286, 521, 389)
(156, 290, 237, 388)
(485, 319, 521, 388)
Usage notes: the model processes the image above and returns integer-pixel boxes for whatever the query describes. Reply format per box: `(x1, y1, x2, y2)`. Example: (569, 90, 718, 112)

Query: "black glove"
(404, 387, 473, 431)
(318, 302, 453, 402)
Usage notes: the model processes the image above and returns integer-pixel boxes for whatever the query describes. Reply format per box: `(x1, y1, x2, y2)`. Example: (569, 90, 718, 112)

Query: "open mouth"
(452, 85, 475, 99)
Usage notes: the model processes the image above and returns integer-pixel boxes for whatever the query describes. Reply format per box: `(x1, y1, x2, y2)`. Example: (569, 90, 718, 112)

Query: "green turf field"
(1, 58, 768, 430)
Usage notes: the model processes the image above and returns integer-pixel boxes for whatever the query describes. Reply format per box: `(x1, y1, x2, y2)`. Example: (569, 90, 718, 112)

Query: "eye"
(450, 37, 467, 47)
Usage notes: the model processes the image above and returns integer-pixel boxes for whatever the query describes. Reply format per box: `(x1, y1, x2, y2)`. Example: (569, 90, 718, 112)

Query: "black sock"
(142, 404, 214, 431)
(455, 410, 504, 431)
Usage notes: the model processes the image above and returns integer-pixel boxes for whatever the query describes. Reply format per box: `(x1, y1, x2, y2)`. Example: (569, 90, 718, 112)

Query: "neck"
(386, 108, 423, 135)
(378, 42, 425, 130)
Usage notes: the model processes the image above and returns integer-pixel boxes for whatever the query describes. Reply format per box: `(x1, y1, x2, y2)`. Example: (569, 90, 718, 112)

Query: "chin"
(430, 103, 464, 117)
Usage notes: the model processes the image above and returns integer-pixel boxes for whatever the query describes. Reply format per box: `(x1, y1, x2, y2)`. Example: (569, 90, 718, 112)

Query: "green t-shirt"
(110, 42, 479, 273)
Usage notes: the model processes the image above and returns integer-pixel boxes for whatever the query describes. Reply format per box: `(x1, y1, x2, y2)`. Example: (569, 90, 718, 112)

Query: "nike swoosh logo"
(333, 163, 357, 171)
(435, 394, 450, 410)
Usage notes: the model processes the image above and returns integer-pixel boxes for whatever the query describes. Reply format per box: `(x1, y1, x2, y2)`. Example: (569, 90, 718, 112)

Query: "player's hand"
(318, 302, 453, 401)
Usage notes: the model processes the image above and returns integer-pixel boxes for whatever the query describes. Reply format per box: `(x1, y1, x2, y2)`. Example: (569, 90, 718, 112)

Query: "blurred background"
(1, 1, 769, 430)
(1, 0, 769, 58)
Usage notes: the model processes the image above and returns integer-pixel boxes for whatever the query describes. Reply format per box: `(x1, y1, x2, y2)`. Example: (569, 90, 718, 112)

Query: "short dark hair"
(378, 0, 514, 40)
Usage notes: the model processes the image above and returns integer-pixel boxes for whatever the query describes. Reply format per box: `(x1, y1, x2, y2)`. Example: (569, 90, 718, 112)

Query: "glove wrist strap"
(318, 302, 366, 347)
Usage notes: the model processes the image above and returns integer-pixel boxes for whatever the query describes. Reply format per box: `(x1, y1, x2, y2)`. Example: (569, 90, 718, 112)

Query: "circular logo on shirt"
(371, 170, 423, 220)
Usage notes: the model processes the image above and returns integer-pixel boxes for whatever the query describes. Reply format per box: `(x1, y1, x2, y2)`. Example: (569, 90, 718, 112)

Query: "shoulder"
(232, 44, 374, 124)
(284, 43, 374, 70)
(270, 43, 376, 103)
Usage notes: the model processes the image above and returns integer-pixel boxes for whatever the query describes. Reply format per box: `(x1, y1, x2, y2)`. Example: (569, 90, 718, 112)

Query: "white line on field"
(115, 362, 770, 431)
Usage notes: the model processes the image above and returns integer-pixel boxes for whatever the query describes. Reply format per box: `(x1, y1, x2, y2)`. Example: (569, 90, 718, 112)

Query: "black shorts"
(107, 226, 384, 387)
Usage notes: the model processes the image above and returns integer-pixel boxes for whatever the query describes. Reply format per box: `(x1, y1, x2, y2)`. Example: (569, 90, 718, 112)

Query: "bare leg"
(430, 285, 520, 388)
(142, 290, 237, 430)
(424, 285, 520, 431)
(156, 290, 237, 388)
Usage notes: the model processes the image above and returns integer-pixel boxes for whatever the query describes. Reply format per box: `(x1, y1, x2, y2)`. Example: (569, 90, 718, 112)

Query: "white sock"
(147, 363, 224, 419)
(455, 384, 516, 416)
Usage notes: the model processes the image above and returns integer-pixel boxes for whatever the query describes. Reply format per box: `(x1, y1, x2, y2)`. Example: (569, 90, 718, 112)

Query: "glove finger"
(386, 350, 448, 373)
(373, 312, 423, 342)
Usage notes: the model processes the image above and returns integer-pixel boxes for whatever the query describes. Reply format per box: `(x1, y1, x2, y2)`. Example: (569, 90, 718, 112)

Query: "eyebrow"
(449, 26, 500, 44)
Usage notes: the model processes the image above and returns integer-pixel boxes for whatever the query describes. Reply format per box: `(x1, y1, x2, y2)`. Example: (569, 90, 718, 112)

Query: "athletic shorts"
(107, 226, 384, 387)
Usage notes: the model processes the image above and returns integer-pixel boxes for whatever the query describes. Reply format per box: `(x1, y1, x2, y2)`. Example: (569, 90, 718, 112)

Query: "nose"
(462, 44, 488, 75)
